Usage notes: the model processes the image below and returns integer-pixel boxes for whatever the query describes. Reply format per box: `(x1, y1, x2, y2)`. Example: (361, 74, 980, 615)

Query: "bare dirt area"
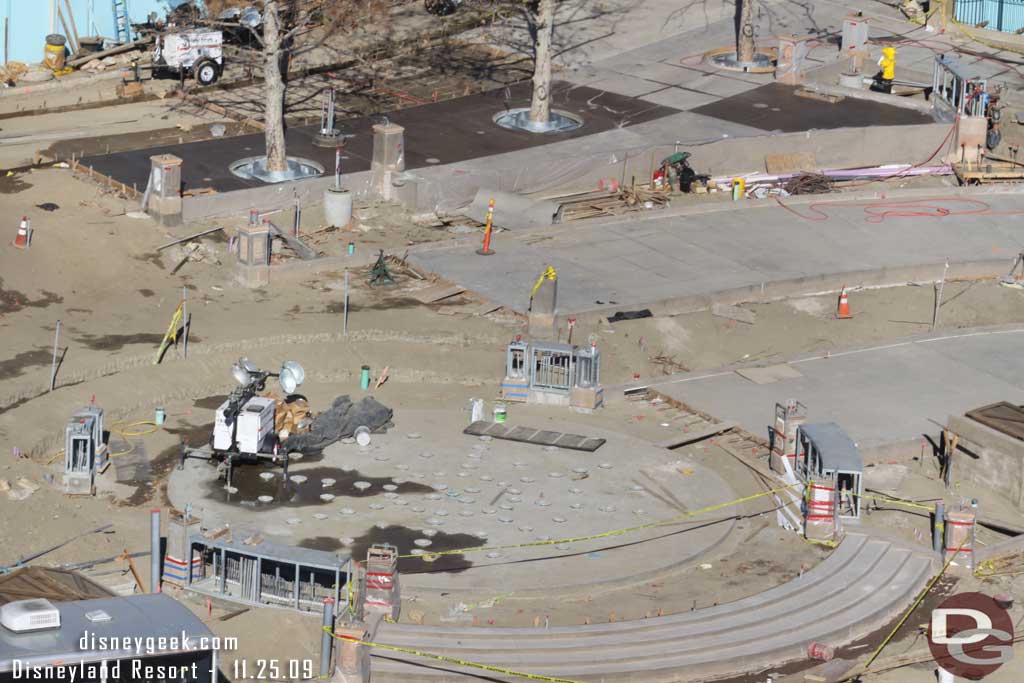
(5, 1, 1024, 675)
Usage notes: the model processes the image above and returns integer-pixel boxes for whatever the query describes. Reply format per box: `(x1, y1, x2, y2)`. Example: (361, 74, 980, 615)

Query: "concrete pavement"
(653, 326, 1024, 449)
(409, 192, 1024, 317)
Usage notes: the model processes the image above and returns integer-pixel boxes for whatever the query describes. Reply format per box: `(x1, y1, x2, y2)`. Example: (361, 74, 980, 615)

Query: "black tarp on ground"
(283, 395, 393, 453)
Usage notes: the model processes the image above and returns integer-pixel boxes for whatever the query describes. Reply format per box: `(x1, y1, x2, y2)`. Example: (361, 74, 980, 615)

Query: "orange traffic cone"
(835, 285, 853, 319)
(12, 216, 29, 249)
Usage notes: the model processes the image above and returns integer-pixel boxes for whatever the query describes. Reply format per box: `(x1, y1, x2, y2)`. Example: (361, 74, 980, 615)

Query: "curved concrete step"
(381, 534, 870, 645)
(372, 533, 935, 682)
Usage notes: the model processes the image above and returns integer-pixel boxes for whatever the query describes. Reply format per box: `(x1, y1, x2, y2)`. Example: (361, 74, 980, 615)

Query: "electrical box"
(236, 397, 276, 454)
(63, 406, 106, 496)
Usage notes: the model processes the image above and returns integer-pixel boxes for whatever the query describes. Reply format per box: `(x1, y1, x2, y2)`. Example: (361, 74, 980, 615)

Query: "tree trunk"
(263, 2, 288, 173)
(529, 0, 554, 125)
(737, 0, 755, 64)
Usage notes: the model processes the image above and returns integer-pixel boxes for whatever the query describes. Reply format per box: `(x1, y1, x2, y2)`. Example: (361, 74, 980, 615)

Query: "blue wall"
(956, 0, 1024, 33)
(2, 0, 180, 65)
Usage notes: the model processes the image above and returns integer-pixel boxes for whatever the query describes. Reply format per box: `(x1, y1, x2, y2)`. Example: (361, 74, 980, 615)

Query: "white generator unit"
(1, 599, 61, 633)
(154, 30, 224, 86)
(213, 396, 275, 455)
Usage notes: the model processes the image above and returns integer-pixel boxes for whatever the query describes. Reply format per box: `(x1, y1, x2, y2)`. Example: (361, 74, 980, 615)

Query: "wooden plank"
(462, 421, 605, 451)
(412, 283, 465, 304)
(67, 39, 147, 68)
(966, 401, 1024, 441)
(711, 303, 756, 325)
(657, 420, 738, 449)
(765, 151, 818, 174)
(473, 301, 502, 316)
(735, 364, 803, 385)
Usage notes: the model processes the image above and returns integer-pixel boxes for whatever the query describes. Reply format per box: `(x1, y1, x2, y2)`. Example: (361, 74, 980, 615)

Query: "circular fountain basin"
(230, 156, 325, 184)
(493, 108, 583, 134)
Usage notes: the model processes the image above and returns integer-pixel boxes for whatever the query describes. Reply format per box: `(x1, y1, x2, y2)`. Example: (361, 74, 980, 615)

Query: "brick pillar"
(528, 276, 557, 340)
(954, 116, 988, 165)
(235, 222, 271, 288)
(332, 623, 370, 683)
(370, 123, 405, 201)
(146, 154, 183, 227)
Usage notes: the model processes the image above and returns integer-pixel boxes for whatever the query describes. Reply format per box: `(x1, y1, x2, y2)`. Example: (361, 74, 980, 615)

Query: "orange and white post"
(476, 198, 495, 256)
(12, 216, 30, 248)
(835, 285, 853, 319)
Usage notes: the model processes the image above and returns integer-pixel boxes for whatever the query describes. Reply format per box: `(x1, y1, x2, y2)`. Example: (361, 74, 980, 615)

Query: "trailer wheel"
(195, 59, 220, 86)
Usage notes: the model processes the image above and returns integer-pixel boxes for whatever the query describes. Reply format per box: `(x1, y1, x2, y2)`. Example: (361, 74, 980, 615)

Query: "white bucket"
(493, 404, 507, 423)
(469, 398, 484, 424)
(354, 425, 371, 447)
(324, 186, 352, 228)
(936, 668, 954, 683)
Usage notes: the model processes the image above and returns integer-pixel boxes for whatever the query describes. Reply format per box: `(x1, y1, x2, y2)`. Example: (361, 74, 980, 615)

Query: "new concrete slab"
(408, 192, 1024, 317)
(169, 409, 737, 593)
(652, 327, 1024, 449)
(78, 81, 679, 193)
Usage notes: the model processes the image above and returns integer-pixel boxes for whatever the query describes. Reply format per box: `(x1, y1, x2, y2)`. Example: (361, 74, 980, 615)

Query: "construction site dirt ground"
(2, 165, 1024, 679)
(5, 2, 1024, 679)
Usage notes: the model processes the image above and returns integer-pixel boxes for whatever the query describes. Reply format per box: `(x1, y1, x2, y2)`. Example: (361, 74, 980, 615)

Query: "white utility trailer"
(153, 29, 224, 86)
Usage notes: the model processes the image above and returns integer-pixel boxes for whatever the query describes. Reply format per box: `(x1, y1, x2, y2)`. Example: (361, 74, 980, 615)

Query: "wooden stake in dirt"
(182, 287, 189, 360)
(49, 319, 61, 391)
(343, 268, 349, 337)
(932, 259, 950, 331)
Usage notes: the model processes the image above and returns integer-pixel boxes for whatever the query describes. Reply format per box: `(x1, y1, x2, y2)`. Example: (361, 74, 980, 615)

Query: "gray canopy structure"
(795, 422, 864, 519)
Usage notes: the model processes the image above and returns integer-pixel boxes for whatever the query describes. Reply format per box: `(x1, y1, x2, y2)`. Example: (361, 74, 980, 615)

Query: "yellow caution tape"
(843, 548, 962, 681)
(403, 483, 800, 560)
(325, 627, 586, 683)
(858, 492, 936, 512)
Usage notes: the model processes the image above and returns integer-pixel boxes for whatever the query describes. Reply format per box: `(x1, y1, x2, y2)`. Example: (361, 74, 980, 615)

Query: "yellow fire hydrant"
(872, 46, 896, 93)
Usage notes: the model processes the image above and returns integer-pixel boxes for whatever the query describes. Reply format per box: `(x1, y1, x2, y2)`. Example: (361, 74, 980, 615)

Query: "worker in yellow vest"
(871, 47, 896, 94)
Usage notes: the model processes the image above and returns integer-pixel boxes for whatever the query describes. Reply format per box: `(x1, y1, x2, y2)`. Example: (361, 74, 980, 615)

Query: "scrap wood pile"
(262, 393, 314, 437)
(0, 62, 27, 85)
(559, 186, 671, 221)
(782, 172, 834, 195)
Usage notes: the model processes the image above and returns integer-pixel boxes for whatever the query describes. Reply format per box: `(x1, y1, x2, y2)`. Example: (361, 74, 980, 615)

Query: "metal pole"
(49, 320, 61, 391)
(320, 598, 335, 678)
(933, 501, 944, 555)
(150, 508, 161, 593)
(335, 148, 341, 190)
(343, 269, 349, 337)
(931, 259, 949, 331)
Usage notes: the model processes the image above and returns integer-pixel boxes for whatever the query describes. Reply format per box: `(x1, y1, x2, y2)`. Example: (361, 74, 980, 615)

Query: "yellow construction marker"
(153, 302, 184, 365)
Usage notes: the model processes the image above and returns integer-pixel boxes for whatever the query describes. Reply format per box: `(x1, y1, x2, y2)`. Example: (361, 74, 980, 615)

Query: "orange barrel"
(944, 509, 976, 565)
(44, 34, 67, 71)
(804, 480, 837, 542)
(807, 642, 835, 661)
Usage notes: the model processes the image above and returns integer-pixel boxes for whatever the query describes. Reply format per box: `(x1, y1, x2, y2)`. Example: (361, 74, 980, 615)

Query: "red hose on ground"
(774, 196, 1024, 223)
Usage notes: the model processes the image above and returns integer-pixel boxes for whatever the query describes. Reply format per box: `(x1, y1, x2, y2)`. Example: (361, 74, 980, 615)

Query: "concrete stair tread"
(372, 534, 935, 681)
(380, 537, 890, 650)
(381, 534, 870, 644)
